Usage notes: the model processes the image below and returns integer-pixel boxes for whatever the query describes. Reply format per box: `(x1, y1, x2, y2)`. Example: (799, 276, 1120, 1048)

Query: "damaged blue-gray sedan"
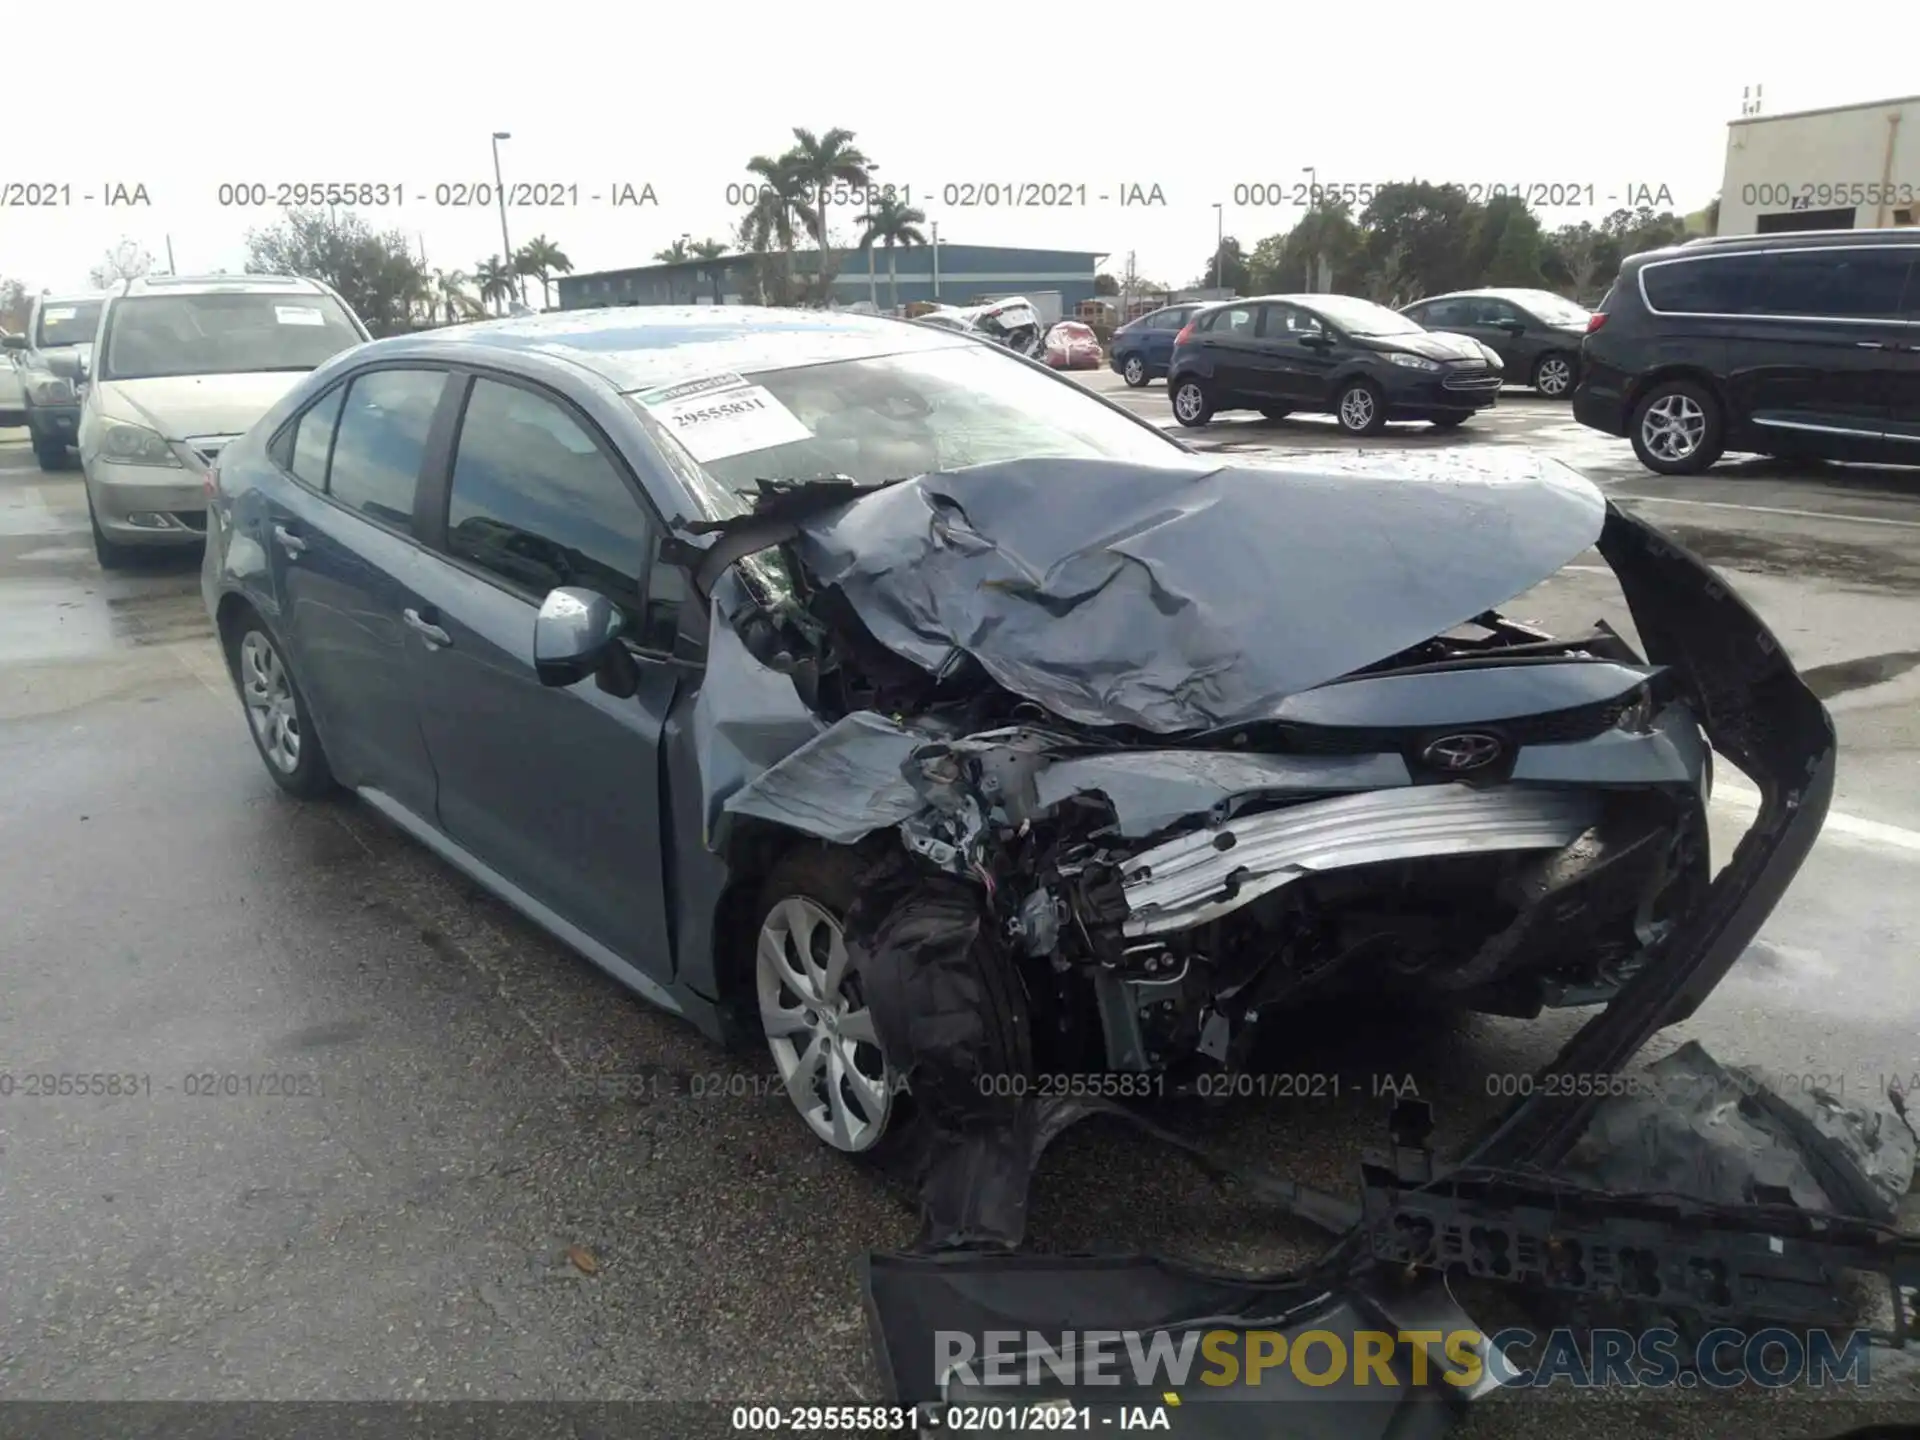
(204, 308, 1913, 1431)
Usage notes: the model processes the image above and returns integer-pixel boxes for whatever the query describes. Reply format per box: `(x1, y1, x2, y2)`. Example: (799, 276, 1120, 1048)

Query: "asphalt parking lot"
(3, 395, 1919, 1436)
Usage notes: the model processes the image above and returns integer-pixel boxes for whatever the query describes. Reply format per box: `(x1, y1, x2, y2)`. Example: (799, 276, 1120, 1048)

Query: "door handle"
(1856, 341, 1886, 350)
(402, 608, 451, 648)
(272, 524, 307, 555)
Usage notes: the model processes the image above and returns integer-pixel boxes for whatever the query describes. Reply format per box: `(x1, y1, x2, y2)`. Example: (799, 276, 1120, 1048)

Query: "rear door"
(266, 365, 452, 821)
(1703, 246, 1911, 453)
(404, 371, 685, 984)
(1145, 307, 1190, 369)
(1873, 247, 1920, 453)
(1196, 303, 1259, 396)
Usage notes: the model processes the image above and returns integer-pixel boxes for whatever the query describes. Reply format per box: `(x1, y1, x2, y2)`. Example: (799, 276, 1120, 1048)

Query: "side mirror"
(533, 586, 625, 688)
(1, 334, 25, 350)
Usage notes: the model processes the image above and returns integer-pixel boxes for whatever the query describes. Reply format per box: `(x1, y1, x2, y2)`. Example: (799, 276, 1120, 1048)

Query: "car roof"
(118, 273, 335, 297)
(1631, 228, 1920, 266)
(35, 292, 110, 308)
(358, 305, 977, 393)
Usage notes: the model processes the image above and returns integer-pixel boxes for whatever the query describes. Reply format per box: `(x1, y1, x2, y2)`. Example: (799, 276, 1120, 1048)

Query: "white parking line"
(1618, 494, 1920, 530)
(1713, 781, 1920, 857)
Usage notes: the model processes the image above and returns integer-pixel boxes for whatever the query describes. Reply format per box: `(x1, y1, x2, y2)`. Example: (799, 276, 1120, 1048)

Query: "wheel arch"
(1625, 364, 1729, 418)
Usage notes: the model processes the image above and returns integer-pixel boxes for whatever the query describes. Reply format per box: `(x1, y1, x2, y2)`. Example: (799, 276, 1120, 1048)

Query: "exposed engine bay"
(666, 453, 1915, 1434)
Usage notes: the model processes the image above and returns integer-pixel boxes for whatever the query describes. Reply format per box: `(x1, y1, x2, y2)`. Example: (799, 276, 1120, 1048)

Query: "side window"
(1641, 255, 1763, 315)
(1745, 250, 1913, 320)
(285, 384, 345, 489)
(1483, 299, 1525, 326)
(328, 369, 446, 530)
(447, 378, 670, 646)
(1261, 304, 1323, 338)
(1206, 306, 1256, 336)
(1414, 299, 1453, 327)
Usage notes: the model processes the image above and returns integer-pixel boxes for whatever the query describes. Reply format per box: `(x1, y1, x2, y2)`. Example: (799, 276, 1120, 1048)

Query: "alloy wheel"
(1339, 387, 1376, 430)
(239, 631, 301, 774)
(1641, 393, 1706, 462)
(1173, 382, 1206, 422)
(755, 895, 894, 1153)
(1123, 356, 1145, 386)
(1536, 356, 1573, 395)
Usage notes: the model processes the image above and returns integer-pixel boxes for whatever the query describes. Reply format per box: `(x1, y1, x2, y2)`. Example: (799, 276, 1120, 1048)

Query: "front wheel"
(1121, 354, 1148, 387)
(1533, 352, 1576, 397)
(1170, 377, 1214, 428)
(1630, 379, 1723, 475)
(1335, 380, 1386, 436)
(753, 850, 906, 1156)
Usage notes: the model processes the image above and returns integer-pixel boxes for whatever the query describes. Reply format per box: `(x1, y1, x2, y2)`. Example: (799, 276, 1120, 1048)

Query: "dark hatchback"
(1574, 228, 1920, 474)
(1400, 288, 1591, 397)
(1108, 302, 1208, 387)
(1167, 294, 1503, 434)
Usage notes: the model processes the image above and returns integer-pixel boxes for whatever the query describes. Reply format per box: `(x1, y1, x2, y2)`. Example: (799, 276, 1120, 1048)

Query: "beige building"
(1717, 93, 1920, 235)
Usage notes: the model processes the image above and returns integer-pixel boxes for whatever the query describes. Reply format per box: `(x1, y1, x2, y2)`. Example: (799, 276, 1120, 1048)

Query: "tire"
(1335, 379, 1386, 436)
(752, 849, 911, 1157)
(224, 611, 337, 798)
(1429, 415, 1468, 430)
(1629, 378, 1724, 476)
(1170, 376, 1215, 428)
(1532, 351, 1576, 398)
(1121, 354, 1148, 387)
(87, 493, 136, 570)
(1259, 407, 1291, 423)
(34, 434, 66, 471)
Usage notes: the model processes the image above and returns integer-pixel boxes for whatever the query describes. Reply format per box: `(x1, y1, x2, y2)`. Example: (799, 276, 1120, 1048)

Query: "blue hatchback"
(1108, 303, 1206, 388)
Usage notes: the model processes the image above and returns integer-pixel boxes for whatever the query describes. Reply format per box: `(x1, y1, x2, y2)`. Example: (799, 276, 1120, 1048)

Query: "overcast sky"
(6, 1, 1916, 296)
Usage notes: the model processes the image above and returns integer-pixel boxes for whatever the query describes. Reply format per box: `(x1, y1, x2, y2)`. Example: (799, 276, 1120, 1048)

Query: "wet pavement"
(2, 411, 1918, 1435)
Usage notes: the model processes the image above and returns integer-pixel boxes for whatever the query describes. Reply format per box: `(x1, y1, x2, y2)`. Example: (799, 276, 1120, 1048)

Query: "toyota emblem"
(1422, 733, 1504, 771)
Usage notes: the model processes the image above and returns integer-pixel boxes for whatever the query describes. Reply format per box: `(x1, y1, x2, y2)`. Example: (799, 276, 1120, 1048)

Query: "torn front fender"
(1465, 502, 1837, 1169)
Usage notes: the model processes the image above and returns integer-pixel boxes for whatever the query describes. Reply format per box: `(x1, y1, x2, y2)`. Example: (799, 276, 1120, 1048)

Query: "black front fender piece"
(1465, 501, 1837, 1169)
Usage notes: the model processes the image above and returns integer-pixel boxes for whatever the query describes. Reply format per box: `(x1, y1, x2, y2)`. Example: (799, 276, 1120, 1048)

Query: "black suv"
(1574, 229, 1920, 475)
(1167, 294, 1502, 434)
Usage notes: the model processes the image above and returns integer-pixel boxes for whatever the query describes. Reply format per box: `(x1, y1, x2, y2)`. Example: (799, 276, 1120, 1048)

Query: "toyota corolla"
(200, 307, 1831, 1201)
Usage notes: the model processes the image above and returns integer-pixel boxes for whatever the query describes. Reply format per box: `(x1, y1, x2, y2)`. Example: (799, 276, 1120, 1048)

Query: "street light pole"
(1301, 167, 1317, 292)
(1212, 202, 1224, 294)
(491, 131, 519, 306)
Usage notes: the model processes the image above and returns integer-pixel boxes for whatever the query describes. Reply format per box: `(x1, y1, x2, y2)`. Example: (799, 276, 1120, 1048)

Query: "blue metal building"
(556, 243, 1106, 313)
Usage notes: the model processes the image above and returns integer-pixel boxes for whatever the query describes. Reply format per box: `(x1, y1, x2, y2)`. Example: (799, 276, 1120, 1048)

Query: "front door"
(268, 366, 450, 821)
(406, 373, 685, 982)
(1253, 302, 1339, 405)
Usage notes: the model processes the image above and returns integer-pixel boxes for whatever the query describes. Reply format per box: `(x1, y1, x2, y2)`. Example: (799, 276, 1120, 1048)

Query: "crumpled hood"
(95, 372, 310, 439)
(787, 453, 1607, 733)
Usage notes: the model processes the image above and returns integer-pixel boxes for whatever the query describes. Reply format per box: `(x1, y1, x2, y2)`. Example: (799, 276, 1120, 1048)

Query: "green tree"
(1356, 182, 1483, 303)
(653, 238, 693, 263)
(1469, 196, 1548, 288)
(1198, 236, 1251, 294)
(784, 126, 875, 303)
(690, 238, 731, 303)
(512, 235, 572, 310)
(1601, 205, 1688, 256)
(474, 255, 519, 315)
(1250, 199, 1363, 294)
(1542, 222, 1615, 304)
(856, 192, 927, 312)
(88, 239, 154, 290)
(244, 209, 428, 336)
(0, 276, 31, 332)
(1093, 273, 1119, 296)
(738, 151, 808, 305)
(432, 269, 483, 325)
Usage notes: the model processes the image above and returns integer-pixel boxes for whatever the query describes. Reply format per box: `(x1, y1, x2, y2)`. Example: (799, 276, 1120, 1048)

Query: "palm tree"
(432, 269, 482, 325)
(475, 256, 518, 315)
(856, 194, 927, 313)
(512, 235, 572, 311)
(690, 238, 730, 303)
(739, 153, 807, 305)
(653, 238, 692, 263)
(785, 127, 873, 303)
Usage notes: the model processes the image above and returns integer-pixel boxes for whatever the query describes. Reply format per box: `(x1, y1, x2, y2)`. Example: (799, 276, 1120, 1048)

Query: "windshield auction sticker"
(635, 372, 813, 462)
(274, 306, 327, 326)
